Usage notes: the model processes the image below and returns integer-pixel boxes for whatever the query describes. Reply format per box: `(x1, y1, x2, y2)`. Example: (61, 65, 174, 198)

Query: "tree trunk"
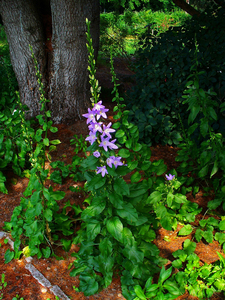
(172, 0, 200, 16)
(0, 0, 100, 124)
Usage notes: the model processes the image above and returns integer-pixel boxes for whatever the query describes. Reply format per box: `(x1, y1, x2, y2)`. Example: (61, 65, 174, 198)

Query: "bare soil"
(0, 58, 224, 300)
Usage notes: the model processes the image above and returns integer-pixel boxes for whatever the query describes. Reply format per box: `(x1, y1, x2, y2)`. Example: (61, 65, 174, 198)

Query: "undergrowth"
(1, 16, 225, 300)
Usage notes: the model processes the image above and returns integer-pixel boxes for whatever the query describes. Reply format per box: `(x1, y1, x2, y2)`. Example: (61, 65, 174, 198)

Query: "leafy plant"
(0, 274, 7, 300)
(133, 266, 182, 299)
(3, 46, 82, 260)
(126, 6, 225, 146)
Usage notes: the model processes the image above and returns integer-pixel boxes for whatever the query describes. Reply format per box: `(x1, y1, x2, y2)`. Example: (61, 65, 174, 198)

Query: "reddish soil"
(0, 59, 224, 300)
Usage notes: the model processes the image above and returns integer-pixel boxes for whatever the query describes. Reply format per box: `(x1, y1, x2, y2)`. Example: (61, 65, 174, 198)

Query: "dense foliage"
(100, 8, 189, 57)
(126, 6, 225, 146)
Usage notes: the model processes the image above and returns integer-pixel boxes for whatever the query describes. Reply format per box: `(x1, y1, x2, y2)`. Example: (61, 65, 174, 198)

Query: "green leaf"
(106, 217, 123, 242)
(50, 190, 65, 200)
(158, 266, 172, 285)
(109, 192, 124, 209)
(113, 177, 129, 195)
(42, 247, 51, 258)
(86, 220, 101, 240)
(198, 164, 209, 178)
(131, 171, 141, 183)
(219, 220, 225, 231)
(117, 203, 138, 225)
(215, 232, 225, 245)
(4, 249, 14, 263)
(147, 191, 162, 204)
(210, 161, 218, 178)
(134, 285, 147, 300)
(178, 224, 193, 236)
(174, 193, 187, 203)
(203, 226, 213, 243)
(61, 239, 72, 252)
(123, 244, 144, 264)
(44, 208, 53, 222)
(50, 139, 61, 145)
(195, 229, 203, 242)
(115, 129, 125, 138)
(167, 192, 174, 207)
(43, 138, 49, 146)
(183, 239, 196, 254)
(118, 148, 130, 158)
(79, 274, 99, 296)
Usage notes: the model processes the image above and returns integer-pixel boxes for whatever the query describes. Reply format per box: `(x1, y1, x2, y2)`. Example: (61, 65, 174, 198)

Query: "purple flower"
(96, 166, 108, 177)
(93, 151, 100, 158)
(99, 136, 118, 152)
(92, 101, 109, 119)
(113, 157, 123, 168)
(82, 108, 97, 124)
(165, 174, 175, 181)
(102, 122, 115, 139)
(93, 101, 105, 111)
(106, 156, 115, 168)
(88, 122, 103, 134)
(85, 132, 97, 145)
(106, 156, 123, 169)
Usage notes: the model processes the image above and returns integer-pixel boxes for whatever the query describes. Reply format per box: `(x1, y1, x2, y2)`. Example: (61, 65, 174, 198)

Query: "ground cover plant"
(1, 13, 225, 300)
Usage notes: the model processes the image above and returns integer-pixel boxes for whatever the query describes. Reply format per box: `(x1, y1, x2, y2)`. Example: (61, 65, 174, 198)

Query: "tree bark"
(0, 0, 100, 124)
(172, 0, 200, 16)
(0, 0, 46, 117)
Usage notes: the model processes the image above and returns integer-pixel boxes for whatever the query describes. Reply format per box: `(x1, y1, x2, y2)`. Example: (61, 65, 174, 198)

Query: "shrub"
(126, 7, 225, 146)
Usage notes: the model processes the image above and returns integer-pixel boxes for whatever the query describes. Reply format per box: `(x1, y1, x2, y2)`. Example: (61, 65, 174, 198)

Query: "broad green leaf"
(113, 177, 129, 195)
(183, 239, 196, 254)
(215, 232, 225, 245)
(198, 165, 209, 178)
(50, 190, 65, 200)
(210, 161, 218, 178)
(163, 280, 181, 296)
(42, 247, 51, 258)
(131, 171, 142, 183)
(178, 224, 193, 236)
(106, 217, 123, 242)
(128, 160, 138, 170)
(116, 203, 138, 225)
(115, 129, 125, 138)
(86, 220, 101, 240)
(70, 265, 87, 277)
(208, 107, 217, 121)
(134, 285, 147, 300)
(50, 139, 61, 145)
(158, 266, 172, 285)
(188, 106, 200, 124)
(195, 229, 203, 242)
(129, 181, 148, 198)
(219, 220, 225, 231)
(203, 226, 213, 243)
(43, 138, 49, 146)
(174, 193, 187, 203)
(123, 244, 144, 264)
(79, 275, 99, 296)
(118, 148, 130, 158)
(99, 238, 113, 257)
(44, 208, 53, 222)
(167, 192, 174, 207)
(109, 192, 123, 209)
(147, 191, 162, 204)
(4, 249, 14, 263)
(82, 197, 106, 219)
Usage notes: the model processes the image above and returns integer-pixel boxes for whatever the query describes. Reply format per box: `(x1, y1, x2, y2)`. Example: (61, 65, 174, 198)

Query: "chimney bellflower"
(82, 108, 97, 124)
(96, 166, 108, 177)
(99, 136, 118, 152)
(165, 174, 175, 181)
